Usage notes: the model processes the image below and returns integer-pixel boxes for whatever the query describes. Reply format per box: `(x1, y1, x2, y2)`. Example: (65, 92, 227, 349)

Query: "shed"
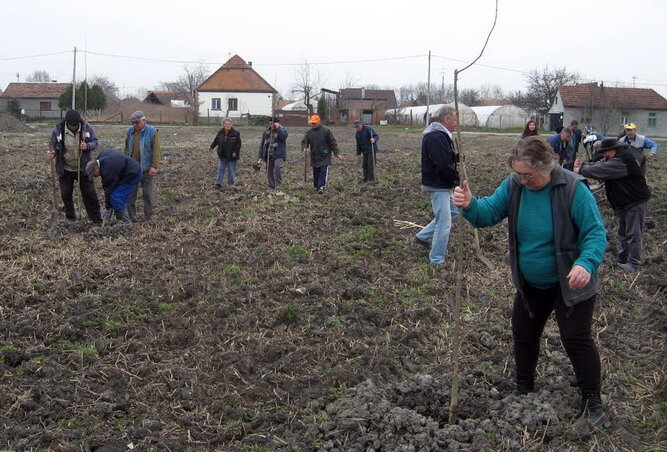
(471, 105, 529, 128)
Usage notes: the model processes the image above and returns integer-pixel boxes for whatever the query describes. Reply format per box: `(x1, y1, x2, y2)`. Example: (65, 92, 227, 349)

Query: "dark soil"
(0, 114, 36, 134)
(0, 124, 665, 451)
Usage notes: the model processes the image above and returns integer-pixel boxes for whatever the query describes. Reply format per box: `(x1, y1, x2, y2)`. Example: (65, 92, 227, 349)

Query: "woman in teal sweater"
(453, 136, 609, 428)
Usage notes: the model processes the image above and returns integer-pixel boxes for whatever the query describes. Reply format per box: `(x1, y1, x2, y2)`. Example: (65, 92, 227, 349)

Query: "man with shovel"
(353, 120, 379, 183)
(301, 114, 343, 193)
(48, 110, 102, 224)
(257, 117, 288, 189)
(86, 150, 141, 224)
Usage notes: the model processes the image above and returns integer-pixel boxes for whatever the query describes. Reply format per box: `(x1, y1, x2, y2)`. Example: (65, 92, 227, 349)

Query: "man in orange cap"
(301, 114, 343, 193)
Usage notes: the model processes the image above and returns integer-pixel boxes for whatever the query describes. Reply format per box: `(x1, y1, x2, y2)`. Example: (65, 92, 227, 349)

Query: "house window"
(39, 102, 51, 111)
(621, 112, 630, 125)
(648, 112, 657, 127)
(211, 98, 221, 110)
(228, 98, 238, 111)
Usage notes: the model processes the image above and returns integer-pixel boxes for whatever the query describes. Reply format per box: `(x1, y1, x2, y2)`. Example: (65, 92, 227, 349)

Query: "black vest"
(604, 149, 651, 210)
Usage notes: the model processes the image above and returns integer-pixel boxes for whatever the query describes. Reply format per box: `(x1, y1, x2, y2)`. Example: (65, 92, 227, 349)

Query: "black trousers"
(362, 152, 376, 182)
(512, 284, 601, 394)
(59, 170, 102, 223)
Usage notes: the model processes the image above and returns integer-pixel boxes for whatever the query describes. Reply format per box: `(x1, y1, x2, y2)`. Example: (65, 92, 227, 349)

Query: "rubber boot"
(502, 376, 534, 403)
(574, 393, 611, 428)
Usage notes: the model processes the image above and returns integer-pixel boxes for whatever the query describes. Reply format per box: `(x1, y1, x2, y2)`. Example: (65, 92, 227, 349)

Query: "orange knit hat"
(309, 114, 321, 124)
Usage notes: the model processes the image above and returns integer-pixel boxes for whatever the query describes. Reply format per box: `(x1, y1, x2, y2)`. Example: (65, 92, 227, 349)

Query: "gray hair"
(431, 105, 457, 123)
(221, 117, 232, 126)
(507, 136, 557, 173)
(560, 127, 572, 137)
(85, 159, 99, 178)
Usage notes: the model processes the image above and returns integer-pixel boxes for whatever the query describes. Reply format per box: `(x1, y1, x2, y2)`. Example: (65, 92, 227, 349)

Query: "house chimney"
(248, 61, 252, 67)
(361, 87, 365, 99)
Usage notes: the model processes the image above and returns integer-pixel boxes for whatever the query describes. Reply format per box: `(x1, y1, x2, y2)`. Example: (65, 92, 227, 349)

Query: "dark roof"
(144, 90, 187, 105)
(559, 83, 667, 110)
(197, 55, 276, 93)
(340, 88, 398, 109)
(1, 82, 70, 98)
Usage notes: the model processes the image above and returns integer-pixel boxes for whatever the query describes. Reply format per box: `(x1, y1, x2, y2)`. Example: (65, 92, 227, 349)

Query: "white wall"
(198, 91, 273, 118)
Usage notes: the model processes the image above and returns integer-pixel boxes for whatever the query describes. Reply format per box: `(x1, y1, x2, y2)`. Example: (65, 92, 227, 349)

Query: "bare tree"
(478, 83, 505, 102)
(396, 82, 453, 106)
(525, 65, 580, 114)
(291, 61, 323, 115)
(162, 64, 209, 125)
(90, 75, 120, 102)
(459, 88, 481, 106)
(26, 70, 52, 82)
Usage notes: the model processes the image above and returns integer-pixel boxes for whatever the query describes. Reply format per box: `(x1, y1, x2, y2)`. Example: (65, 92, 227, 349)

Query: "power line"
(0, 51, 71, 61)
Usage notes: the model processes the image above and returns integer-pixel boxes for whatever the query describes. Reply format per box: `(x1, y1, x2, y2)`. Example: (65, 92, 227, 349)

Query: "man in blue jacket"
(354, 120, 379, 183)
(548, 127, 573, 170)
(414, 106, 460, 265)
(86, 150, 141, 224)
(258, 117, 288, 189)
(123, 111, 160, 222)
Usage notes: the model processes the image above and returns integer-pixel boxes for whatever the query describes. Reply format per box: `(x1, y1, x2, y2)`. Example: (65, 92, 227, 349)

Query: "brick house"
(333, 88, 398, 125)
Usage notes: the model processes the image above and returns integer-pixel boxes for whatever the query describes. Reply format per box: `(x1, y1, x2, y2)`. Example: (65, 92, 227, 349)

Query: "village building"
(0, 82, 70, 119)
(330, 88, 397, 125)
(143, 90, 189, 108)
(197, 55, 276, 120)
(549, 83, 667, 136)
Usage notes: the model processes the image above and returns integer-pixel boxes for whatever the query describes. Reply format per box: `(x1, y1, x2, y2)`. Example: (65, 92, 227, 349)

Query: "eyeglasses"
(512, 169, 538, 179)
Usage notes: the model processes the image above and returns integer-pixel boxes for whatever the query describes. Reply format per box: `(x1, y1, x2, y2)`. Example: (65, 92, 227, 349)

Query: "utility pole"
(71, 47, 77, 110)
(425, 50, 431, 123)
(15, 73, 19, 82)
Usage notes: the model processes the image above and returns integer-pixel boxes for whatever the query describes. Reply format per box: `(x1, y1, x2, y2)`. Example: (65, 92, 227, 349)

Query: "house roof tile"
(1, 82, 70, 98)
(197, 55, 276, 93)
(559, 83, 667, 110)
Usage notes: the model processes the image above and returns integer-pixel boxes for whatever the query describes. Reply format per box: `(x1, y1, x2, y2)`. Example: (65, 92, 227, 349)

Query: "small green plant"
(104, 319, 121, 331)
(326, 315, 342, 328)
(59, 417, 81, 428)
(288, 246, 310, 257)
(81, 319, 100, 328)
(219, 263, 242, 275)
(0, 345, 19, 352)
(156, 303, 177, 314)
(278, 303, 299, 325)
(613, 281, 627, 291)
(359, 225, 376, 241)
(77, 344, 99, 358)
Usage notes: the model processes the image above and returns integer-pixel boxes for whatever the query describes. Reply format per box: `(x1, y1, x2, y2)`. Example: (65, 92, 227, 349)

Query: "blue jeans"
(313, 165, 329, 190)
(111, 173, 141, 223)
(415, 190, 459, 264)
(217, 158, 238, 186)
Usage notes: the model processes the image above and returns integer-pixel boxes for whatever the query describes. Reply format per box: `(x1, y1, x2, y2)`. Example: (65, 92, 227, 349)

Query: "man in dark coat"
(48, 109, 102, 223)
(354, 120, 379, 183)
(414, 105, 460, 265)
(548, 127, 573, 170)
(258, 117, 288, 189)
(86, 150, 142, 223)
(574, 138, 651, 272)
(301, 114, 343, 193)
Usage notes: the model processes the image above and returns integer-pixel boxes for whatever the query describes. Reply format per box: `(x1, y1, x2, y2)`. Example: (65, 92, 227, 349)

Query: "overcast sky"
(3, 0, 666, 100)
